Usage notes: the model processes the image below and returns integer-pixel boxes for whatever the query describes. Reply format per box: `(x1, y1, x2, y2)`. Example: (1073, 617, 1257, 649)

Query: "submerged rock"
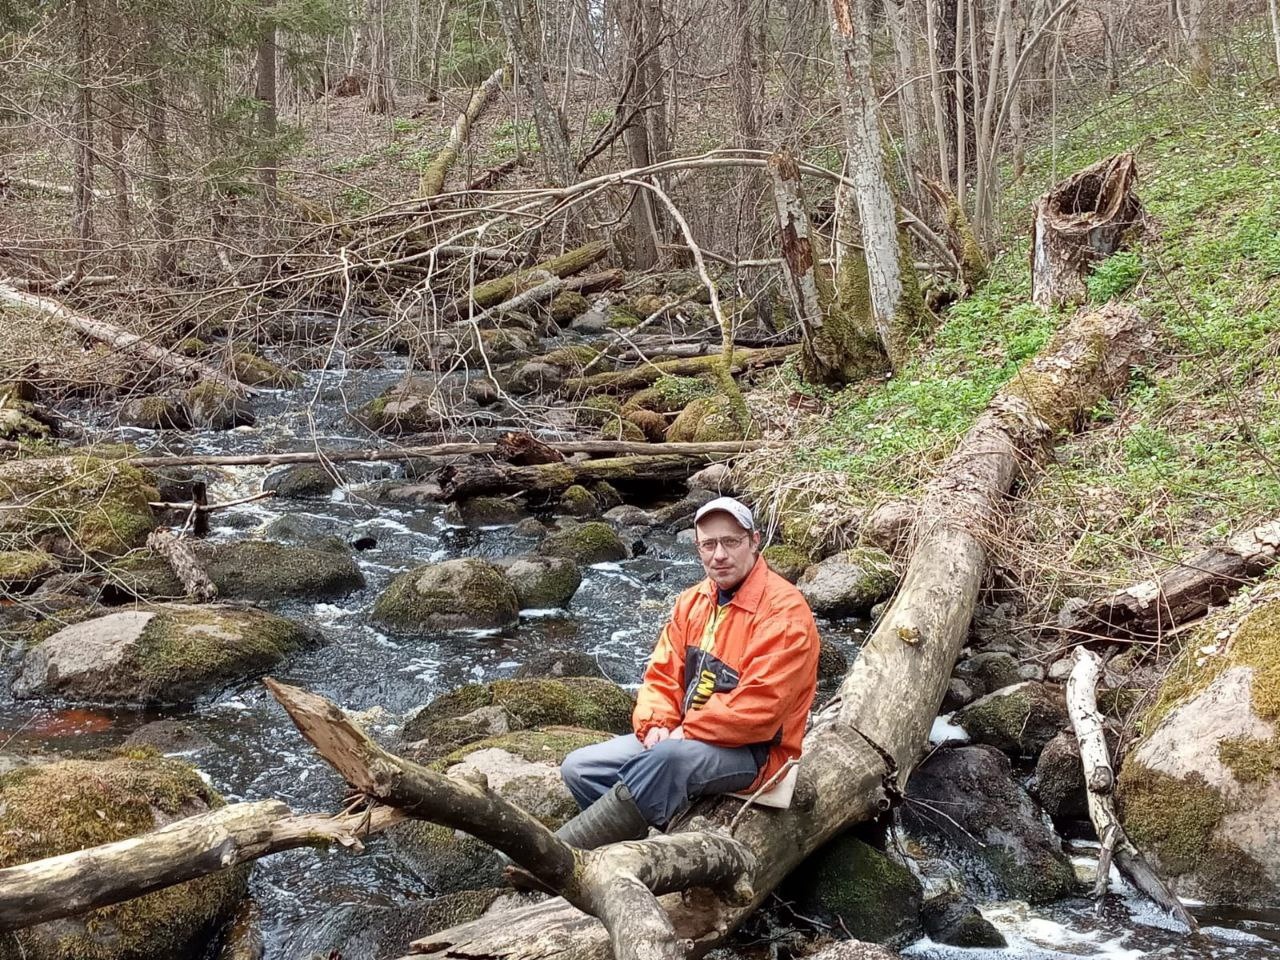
(536, 521, 628, 565)
(372, 558, 519, 632)
(0, 753, 247, 960)
(183, 382, 255, 430)
(494, 555, 582, 609)
(919, 892, 1006, 948)
(263, 463, 339, 498)
(955, 681, 1068, 757)
(797, 548, 897, 619)
(13, 604, 311, 703)
(514, 649, 607, 680)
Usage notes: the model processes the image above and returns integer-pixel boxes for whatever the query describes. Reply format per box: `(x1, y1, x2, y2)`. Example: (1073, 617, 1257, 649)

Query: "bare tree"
(496, 0, 575, 184)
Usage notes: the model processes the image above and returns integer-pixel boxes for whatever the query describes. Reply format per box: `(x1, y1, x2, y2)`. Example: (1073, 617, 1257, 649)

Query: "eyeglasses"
(694, 535, 751, 556)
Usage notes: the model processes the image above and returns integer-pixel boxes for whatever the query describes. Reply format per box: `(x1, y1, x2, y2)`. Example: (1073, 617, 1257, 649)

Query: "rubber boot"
(554, 782, 650, 849)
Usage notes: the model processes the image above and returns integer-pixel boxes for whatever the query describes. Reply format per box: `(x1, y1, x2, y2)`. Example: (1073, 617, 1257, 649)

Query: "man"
(557, 496, 821, 849)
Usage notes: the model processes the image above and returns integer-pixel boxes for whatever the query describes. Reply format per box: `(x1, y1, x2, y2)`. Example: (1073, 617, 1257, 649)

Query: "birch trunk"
(419, 66, 506, 197)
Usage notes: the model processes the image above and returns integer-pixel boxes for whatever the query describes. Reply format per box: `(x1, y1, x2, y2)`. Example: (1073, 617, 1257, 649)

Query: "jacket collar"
(700, 554, 767, 614)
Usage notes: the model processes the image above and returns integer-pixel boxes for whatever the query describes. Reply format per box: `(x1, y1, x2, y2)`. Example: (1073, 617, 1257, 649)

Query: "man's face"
(694, 512, 760, 590)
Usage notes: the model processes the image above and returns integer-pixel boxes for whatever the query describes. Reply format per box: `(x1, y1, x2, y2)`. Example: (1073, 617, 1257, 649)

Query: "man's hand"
(643, 726, 671, 749)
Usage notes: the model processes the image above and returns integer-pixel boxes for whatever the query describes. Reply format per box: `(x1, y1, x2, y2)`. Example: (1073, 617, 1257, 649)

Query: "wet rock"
(124, 718, 215, 754)
(356, 377, 457, 434)
(798, 548, 897, 619)
(536, 521, 628, 565)
(590, 481, 623, 512)
(372, 558, 519, 632)
(687, 461, 737, 495)
(782, 834, 923, 947)
(954, 651, 1023, 698)
(512, 517, 549, 538)
(763, 544, 811, 584)
(942, 677, 977, 713)
(120, 394, 189, 430)
(260, 513, 333, 542)
(232, 351, 301, 389)
(549, 291, 589, 325)
(494, 555, 582, 609)
(107, 540, 365, 603)
(920, 892, 1006, 948)
(466, 378, 500, 406)
(515, 650, 606, 680)
(818, 640, 849, 682)
(216, 899, 264, 960)
(0, 549, 60, 593)
(1032, 730, 1089, 822)
(604, 504, 656, 528)
(901, 744, 1077, 903)
(650, 489, 716, 529)
(183, 382, 255, 429)
(0, 753, 247, 960)
(507, 360, 562, 394)
(955, 681, 1069, 757)
(263, 463, 338, 498)
(13, 605, 311, 703)
(367, 888, 506, 959)
(447, 496, 525, 526)
(558, 484, 598, 517)
(404, 705, 514, 762)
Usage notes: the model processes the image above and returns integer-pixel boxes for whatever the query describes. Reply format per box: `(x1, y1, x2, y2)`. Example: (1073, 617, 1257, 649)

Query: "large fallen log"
(563, 345, 798, 395)
(438, 453, 710, 500)
(419, 66, 506, 197)
(443, 240, 611, 319)
(146, 528, 217, 602)
(1059, 518, 1280, 640)
(0, 284, 249, 396)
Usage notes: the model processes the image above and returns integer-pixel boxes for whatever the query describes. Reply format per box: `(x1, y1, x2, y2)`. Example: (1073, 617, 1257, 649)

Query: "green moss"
(667, 394, 749, 443)
(549, 291, 589, 323)
(371, 558, 519, 631)
(576, 395, 621, 428)
(980, 846, 1078, 903)
(1118, 761, 1227, 875)
(420, 678, 633, 734)
(605, 305, 641, 328)
(0, 754, 246, 960)
(439, 726, 612, 767)
(537, 521, 626, 564)
(558, 484, 597, 516)
(762, 544, 811, 582)
(1218, 734, 1280, 784)
(540, 345, 600, 371)
(599, 418, 646, 441)
(0, 548, 58, 583)
(174, 337, 210, 356)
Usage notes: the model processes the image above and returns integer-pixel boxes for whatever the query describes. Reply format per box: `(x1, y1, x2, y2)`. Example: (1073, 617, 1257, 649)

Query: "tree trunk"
(886, 0, 925, 206)
(1031, 152, 1143, 308)
(494, 0, 575, 185)
(420, 66, 507, 197)
(729, 0, 766, 263)
(146, 528, 217, 602)
(616, 0, 661, 269)
(143, 27, 175, 278)
(1059, 519, 1280, 640)
(444, 240, 610, 318)
(438, 453, 719, 500)
(1270, 0, 1280, 79)
(563, 345, 797, 394)
(255, 19, 278, 199)
(70, 0, 95, 279)
(366, 0, 395, 113)
(778, 0, 817, 132)
(1185, 0, 1210, 84)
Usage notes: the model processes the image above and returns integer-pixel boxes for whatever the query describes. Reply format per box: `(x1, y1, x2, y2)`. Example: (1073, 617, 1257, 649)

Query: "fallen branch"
(147, 490, 277, 513)
(438, 453, 710, 500)
(1060, 519, 1280, 640)
(443, 240, 611, 319)
(563, 345, 798, 394)
(146, 528, 217, 602)
(1066, 647, 1199, 931)
(420, 66, 506, 197)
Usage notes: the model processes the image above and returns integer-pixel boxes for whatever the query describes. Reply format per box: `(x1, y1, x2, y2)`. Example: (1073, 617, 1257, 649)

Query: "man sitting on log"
(558, 496, 821, 847)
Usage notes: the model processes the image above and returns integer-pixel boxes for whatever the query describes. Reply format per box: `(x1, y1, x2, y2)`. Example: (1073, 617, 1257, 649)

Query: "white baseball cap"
(693, 496, 755, 531)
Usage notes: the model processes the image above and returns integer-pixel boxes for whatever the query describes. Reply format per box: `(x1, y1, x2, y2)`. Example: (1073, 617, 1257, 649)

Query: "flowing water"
(0, 355, 1276, 960)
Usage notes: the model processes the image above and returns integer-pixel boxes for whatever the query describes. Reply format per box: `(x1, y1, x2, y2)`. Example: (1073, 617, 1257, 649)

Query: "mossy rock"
(263, 463, 338, 498)
(494, 555, 582, 609)
(763, 544, 811, 583)
(0, 548, 59, 592)
(446, 496, 526, 526)
(558, 484, 598, 517)
(356, 378, 452, 434)
(797, 547, 897, 619)
(174, 337, 210, 357)
(0, 753, 247, 960)
(370, 888, 506, 958)
(0, 454, 159, 559)
(605, 304, 641, 329)
(475, 327, 538, 364)
(372, 558, 519, 632)
(954, 651, 1024, 698)
(0, 400, 50, 441)
(599, 418, 646, 442)
(536, 521, 628, 565)
(540, 345, 600, 372)
(956, 681, 1069, 757)
(404, 678, 633, 741)
(920, 892, 1006, 948)
(624, 376, 712, 415)
(107, 540, 364, 603)
(232, 351, 301, 389)
(576, 395, 622, 428)
(182, 381, 255, 430)
(590, 481, 623, 511)
(782, 834, 923, 947)
(119, 394, 189, 431)
(549, 291, 590, 324)
(818, 640, 849, 681)
(667, 394, 749, 443)
(515, 650, 606, 680)
(13, 604, 311, 703)
(624, 408, 667, 442)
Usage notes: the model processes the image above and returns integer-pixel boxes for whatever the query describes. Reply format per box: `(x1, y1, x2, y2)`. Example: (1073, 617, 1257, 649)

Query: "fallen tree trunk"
(1031, 153, 1144, 308)
(495, 431, 565, 464)
(1066, 647, 1198, 931)
(563, 345, 798, 395)
(146, 528, 217, 602)
(0, 284, 248, 396)
(420, 66, 506, 197)
(438, 453, 711, 500)
(1059, 518, 1280, 640)
(0, 801, 404, 931)
(443, 240, 611, 319)
(399, 302, 1155, 959)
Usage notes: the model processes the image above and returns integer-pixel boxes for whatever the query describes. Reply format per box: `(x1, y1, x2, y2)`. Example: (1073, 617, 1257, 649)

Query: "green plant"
(1087, 250, 1144, 302)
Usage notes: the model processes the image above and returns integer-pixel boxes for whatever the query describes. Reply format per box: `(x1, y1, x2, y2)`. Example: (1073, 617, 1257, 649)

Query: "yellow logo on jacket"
(690, 668, 717, 709)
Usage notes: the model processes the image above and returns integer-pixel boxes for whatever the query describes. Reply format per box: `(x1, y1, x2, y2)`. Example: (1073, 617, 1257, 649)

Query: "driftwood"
(146, 528, 217, 602)
(563, 345, 798, 395)
(1031, 153, 1144, 308)
(1066, 647, 1198, 931)
(438, 454, 711, 500)
(0, 801, 404, 931)
(444, 240, 611, 319)
(1060, 519, 1280, 639)
(495, 431, 565, 465)
(420, 66, 506, 197)
(0, 284, 248, 396)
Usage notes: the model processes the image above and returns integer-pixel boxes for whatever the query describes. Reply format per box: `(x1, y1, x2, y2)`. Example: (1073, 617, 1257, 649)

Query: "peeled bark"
(420, 66, 506, 197)
(1031, 153, 1143, 308)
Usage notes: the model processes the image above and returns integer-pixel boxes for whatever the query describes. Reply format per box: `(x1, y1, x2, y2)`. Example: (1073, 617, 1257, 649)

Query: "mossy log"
(438, 454, 713, 501)
(146, 528, 216, 602)
(1031, 153, 1144, 308)
(1060, 519, 1280, 640)
(495, 431, 565, 465)
(563, 345, 797, 395)
(419, 66, 506, 197)
(444, 240, 611, 319)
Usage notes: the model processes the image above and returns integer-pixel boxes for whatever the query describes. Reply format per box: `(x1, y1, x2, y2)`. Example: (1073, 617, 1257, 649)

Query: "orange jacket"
(632, 556, 821, 790)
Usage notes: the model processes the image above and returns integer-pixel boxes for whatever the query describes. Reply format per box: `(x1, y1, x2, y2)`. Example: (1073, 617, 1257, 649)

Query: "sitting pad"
(729, 762, 798, 809)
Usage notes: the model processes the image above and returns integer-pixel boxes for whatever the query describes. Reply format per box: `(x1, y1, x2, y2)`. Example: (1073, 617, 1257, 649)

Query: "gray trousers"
(561, 733, 759, 827)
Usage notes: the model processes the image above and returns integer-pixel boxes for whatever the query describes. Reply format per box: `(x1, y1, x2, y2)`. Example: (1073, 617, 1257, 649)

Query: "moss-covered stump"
(13, 604, 311, 703)
(558, 484, 599, 517)
(355, 378, 457, 434)
(763, 544, 811, 584)
(231, 351, 302, 389)
(107, 540, 364, 603)
(0, 548, 60, 593)
(493, 555, 582, 609)
(536, 521, 628, 565)
(0, 753, 247, 960)
(372, 558, 519, 632)
(782, 834, 923, 947)
(902, 745, 1077, 903)
(403, 678, 633, 743)
(182, 382, 255, 430)
(0, 454, 159, 559)
(1116, 592, 1280, 906)
(667, 394, 750, 443)
(263, 464, 338, 498)
(955, 681, 1069, 758)
(119, 394, 189, 431)
(797, 548, 897, 619)
(624, 408, 668, 442)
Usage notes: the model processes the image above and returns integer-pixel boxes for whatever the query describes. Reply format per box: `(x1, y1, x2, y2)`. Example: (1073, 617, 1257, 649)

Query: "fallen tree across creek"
(0, 302, 1161, 954)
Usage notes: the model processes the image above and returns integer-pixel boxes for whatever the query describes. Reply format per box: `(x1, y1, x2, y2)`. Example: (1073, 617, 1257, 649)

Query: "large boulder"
(1117, 593, 1280, 907)
(182, 382, 255, 430)
(0, 752, 246, 960)
(901, 744, 1077, 903)
(667, 395, 748, 443)
(781, 834, 923, 947)
(762, 544, 811, 584)
(107, 540, 365, 603)
(13, 604, 311, 703)
(955, 681, 1069, 757)
(797, 548, 897, 619)
(372, 558, 519, 632)
(493, 555, 582, 609)
(263, 464, 339, 498)
(1032, 730, 1091, 824)
(356, 377, 471, 434)
(0, 454, 159, 559)
(536, 521, 628, 565)
(919, 892, 1006, 948)
(119, 394, 189, 430)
